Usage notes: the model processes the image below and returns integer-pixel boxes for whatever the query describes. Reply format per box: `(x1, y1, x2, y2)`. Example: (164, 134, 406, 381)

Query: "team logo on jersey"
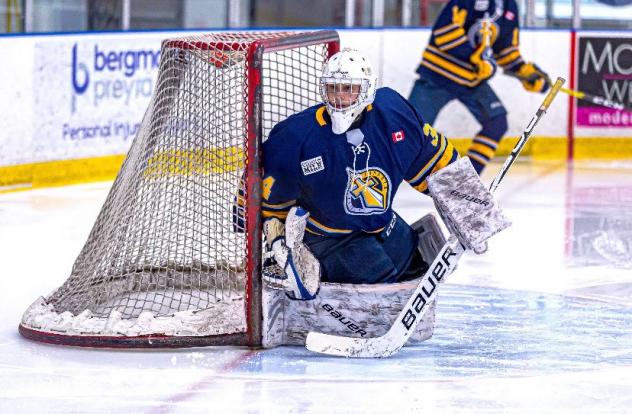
(505, 10, 515, 20)
(344, 167, 392, 215)
(467, 20, 500, 47)
(391, 130, 405, 143)
(301, 156, 325, 175)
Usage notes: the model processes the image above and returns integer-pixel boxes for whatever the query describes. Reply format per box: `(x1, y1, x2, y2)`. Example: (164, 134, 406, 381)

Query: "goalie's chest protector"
(287, 88, 425, 235)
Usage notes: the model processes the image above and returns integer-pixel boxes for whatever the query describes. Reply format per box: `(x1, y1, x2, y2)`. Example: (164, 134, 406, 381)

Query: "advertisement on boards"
(32, 36, 163, 159)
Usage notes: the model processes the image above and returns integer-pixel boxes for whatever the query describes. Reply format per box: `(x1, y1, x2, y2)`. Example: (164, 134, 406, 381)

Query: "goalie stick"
(305, 77, 566, 358)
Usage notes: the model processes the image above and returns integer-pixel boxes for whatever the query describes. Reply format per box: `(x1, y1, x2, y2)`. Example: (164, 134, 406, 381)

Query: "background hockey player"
(408, 0, 550, 174)
(259, 48, 460, 300)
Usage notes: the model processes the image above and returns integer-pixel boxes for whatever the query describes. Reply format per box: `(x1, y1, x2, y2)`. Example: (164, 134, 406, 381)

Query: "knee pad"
(410, 214, 447, 265)
(397, 213, 446, 282)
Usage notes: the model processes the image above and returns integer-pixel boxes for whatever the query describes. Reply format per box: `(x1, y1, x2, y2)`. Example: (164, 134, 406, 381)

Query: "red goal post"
(19, 30, 340, 348)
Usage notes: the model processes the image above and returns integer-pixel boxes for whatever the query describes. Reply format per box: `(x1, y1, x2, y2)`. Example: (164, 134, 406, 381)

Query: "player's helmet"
(320, 48, 377, 135)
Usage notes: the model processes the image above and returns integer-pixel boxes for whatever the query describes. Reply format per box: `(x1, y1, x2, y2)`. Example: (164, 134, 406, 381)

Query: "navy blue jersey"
(260, 87, 458, 237)
(417, 0, 524, 91)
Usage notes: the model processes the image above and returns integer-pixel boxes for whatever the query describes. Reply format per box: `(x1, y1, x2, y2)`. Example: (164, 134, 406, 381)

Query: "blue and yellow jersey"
(259, 87, 458, 237)
(418, 0, 524, 89)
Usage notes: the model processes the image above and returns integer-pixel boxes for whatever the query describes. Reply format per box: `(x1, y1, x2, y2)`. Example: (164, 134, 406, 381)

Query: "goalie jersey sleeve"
(260, 122, 301, 222)
(261, 87, 458, 236)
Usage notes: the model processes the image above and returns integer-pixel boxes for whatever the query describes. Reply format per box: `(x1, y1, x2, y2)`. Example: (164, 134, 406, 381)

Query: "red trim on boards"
(566, 30, 577, 162)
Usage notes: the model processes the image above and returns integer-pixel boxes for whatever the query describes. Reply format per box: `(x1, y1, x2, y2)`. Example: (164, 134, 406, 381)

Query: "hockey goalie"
(18, 33, 522, 352)
(254, 48, 510, 348)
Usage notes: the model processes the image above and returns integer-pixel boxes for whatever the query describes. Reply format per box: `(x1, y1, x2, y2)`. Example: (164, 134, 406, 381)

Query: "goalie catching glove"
(427, 157, 511, 254)
(263, 206, 321, 300)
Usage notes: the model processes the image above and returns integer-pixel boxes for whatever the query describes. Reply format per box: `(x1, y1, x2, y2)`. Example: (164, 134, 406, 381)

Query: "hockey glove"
(514, 63, 550, 93)
(427, 157, 511, 254)
(263, 207, 320, 300)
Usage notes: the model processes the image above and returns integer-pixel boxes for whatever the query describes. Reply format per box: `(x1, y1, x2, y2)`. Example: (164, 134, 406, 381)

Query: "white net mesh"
(21, 31, 336, 346)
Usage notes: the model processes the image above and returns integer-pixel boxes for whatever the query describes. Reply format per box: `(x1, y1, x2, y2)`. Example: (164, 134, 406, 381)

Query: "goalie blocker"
(260, 213, 445, 347)
(428, 157, 511, 254)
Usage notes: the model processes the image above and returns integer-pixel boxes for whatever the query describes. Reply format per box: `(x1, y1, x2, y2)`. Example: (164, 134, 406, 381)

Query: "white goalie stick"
(305, 77, 566, 358)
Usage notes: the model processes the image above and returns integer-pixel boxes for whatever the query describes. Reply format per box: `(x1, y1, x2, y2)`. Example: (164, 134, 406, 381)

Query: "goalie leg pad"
(262, 279, 436, 348)
(428, 157, 511, 254)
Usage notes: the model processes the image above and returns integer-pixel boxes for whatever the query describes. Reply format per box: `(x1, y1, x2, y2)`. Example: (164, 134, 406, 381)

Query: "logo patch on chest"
(301, 156, 325, 175)
(344, 167, 392, 215)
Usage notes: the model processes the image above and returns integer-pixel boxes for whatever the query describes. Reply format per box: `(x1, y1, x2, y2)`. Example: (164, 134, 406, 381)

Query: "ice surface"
(1, 160, 631, 413)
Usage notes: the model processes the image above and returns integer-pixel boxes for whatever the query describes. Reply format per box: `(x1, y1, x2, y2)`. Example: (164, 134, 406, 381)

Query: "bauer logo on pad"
(391, 130, 405, 143)
(301, 156, 325, 175)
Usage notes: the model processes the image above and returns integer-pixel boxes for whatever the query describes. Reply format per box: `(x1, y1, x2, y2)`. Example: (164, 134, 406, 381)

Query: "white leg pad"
(262, 277, 436, 348)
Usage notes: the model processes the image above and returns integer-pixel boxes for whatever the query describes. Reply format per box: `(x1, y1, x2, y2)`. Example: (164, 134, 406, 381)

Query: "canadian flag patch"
(391, 130, 405, 143)
(505, 10, 515, 20)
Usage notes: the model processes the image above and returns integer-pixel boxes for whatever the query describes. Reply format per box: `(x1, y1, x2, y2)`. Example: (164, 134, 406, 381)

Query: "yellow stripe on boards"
(573, 137, 632, 159)
(2, 138, 631, 195)
(0, 154, 125, 194)
(143, 147, 244, 177)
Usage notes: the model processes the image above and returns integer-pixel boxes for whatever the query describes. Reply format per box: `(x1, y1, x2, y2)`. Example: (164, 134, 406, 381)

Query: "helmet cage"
(320, 77, 370, 112)
(320, 77, 372, 134)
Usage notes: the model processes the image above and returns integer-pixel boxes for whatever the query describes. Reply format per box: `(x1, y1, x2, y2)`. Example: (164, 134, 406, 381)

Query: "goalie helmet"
(320, 48, 377, 135)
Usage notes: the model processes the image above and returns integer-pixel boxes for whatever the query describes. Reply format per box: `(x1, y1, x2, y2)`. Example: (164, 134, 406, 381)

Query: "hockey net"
(20, 31, 339, 348)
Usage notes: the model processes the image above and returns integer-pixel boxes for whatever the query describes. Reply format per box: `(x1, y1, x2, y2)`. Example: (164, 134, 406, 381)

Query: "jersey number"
(423, 123, 440, 147)
(262, 176, 275, 200)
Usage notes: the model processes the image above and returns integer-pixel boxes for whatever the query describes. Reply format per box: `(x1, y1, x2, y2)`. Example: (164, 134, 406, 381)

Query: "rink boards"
(0, 28, 631, 191)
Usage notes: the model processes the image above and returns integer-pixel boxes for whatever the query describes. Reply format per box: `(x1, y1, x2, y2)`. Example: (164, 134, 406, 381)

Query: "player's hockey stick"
(505, 69, 632, 112)
(558, 86, 632, 112)
(305, 77, 566, 358)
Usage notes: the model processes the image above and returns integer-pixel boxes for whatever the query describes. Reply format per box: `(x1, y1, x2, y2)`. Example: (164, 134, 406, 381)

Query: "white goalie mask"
(320, 48, 378, 135)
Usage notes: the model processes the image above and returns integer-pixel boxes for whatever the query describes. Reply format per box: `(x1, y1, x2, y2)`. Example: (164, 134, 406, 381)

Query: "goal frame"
(19, 30, 340, 349)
